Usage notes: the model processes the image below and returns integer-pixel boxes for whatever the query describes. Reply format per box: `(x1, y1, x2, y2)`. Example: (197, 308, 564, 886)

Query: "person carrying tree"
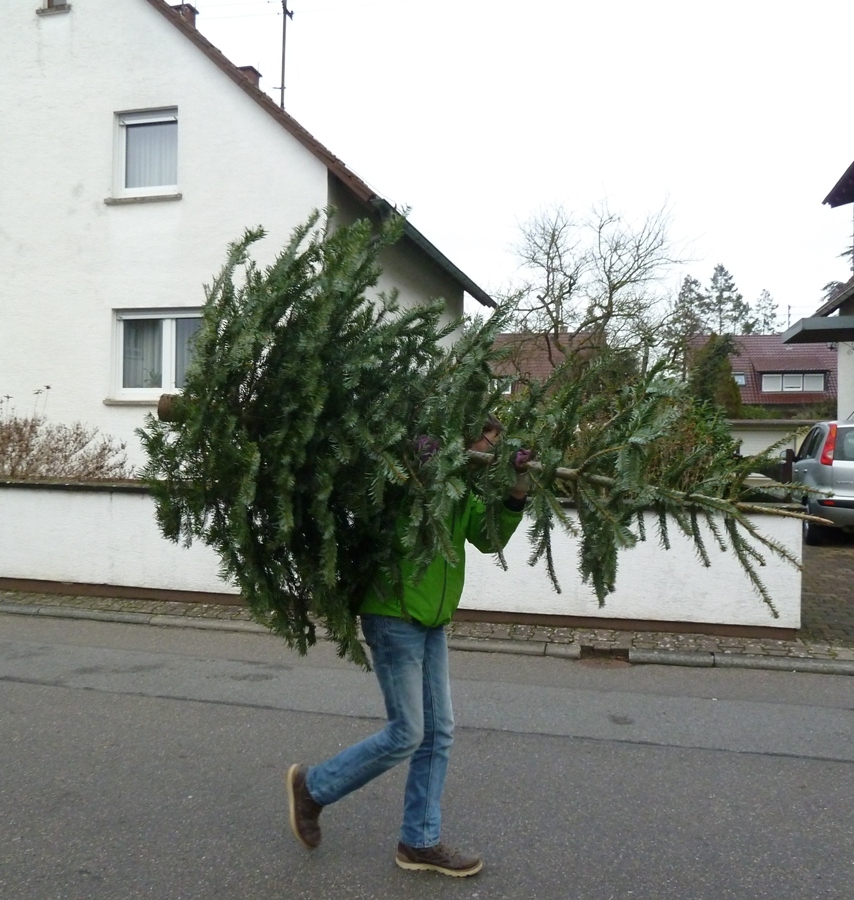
(286, 415, 531, 877)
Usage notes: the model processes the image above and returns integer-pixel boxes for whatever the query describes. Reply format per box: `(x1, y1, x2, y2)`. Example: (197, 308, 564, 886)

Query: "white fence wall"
(462, 511, 801, 629)
(0, 484, 802, 629)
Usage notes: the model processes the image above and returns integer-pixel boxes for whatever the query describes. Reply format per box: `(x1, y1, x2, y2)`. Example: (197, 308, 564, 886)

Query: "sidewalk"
(3, 538, 854, 675)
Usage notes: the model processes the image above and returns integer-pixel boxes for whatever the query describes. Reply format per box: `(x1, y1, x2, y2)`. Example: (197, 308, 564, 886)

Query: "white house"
(0, 0, 493, 467)
(783, 159, 854, 419)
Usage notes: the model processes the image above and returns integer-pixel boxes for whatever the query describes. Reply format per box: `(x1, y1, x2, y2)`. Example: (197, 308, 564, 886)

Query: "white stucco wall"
(0, 486, 235, 595)
(326, 177, 465, 325)
(461, 510, 802, 629)
(730, 422, 811, 457)
(0, 485, 801, 629)
(834, 301, 854, 421)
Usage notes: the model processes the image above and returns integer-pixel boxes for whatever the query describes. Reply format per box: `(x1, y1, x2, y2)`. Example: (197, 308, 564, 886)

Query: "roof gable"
(142, 0, 494, 307)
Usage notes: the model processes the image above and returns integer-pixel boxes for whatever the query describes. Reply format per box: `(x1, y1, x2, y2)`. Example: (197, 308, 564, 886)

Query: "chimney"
(171, 4, 198, 28)
(237, 66, 262, 88)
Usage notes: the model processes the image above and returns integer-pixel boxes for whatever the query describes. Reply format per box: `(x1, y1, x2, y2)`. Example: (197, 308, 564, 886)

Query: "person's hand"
(413, 435, 440, 465)
(510, 448, 532, 498)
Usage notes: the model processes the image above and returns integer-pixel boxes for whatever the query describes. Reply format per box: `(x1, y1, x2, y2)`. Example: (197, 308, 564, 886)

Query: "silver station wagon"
(793, 421, 854, 544)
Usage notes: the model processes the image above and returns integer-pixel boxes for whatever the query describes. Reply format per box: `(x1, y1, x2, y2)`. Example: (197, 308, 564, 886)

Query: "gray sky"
(194, 0, 854, 324)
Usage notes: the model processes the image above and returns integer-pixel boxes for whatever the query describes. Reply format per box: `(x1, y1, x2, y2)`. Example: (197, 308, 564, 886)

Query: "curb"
(0, 603, 268, 635)
(2, 602, 853, 675)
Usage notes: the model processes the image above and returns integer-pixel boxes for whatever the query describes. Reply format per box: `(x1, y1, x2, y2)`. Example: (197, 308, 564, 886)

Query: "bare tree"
(505, 204, 683, 376)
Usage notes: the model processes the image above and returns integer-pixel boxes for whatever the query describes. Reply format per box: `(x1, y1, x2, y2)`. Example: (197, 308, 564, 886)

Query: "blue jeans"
(305, 614, 455, 848)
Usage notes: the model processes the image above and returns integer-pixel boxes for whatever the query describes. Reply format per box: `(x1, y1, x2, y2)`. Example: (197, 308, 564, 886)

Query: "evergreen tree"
(698, 265, 751, 334)
(661, 275, 707, 376)
(687, 334, 743, 417)
(139, 212, 802, 667)
(746, 289, 779, 334)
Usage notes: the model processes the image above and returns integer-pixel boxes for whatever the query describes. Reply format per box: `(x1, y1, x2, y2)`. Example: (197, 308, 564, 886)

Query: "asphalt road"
(1, 616, 853, 900)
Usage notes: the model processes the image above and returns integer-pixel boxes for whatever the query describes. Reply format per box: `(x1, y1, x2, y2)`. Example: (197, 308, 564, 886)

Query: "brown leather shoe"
(286, 764, 323, 849)
(395, 842, 483, 877)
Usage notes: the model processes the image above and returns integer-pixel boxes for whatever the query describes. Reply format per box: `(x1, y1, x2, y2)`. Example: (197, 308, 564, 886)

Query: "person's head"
(468, 413, 503, 453)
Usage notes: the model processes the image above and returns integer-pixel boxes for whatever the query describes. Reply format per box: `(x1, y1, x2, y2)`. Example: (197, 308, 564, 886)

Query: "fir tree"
(662, 275, 707, 376)
(746, 289, 779, 334)
(687, 334, 743, 417)
(139, 212, 803, 667)
(699, 265, 751, 334)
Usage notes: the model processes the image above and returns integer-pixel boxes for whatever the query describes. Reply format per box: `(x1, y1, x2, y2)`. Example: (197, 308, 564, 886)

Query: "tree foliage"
(746, 289, 779, 334)
(687, 334, 743, 417)
(697, 264, 751, 335)
(138, 212, 800, 668)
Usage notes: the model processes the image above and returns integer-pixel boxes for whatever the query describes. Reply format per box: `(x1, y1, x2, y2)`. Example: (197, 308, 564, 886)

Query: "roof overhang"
(824, 160, 854, 207)
(370, 199, 495, 308)
(782, 316, 854, 344)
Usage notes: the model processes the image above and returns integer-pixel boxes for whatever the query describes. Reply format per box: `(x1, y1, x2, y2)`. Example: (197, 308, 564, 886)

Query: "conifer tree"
(662, 275, 707, 376)
(746, 289, 778, 334)
(699, 264, 751, 334)
(138, 212, 803, 667)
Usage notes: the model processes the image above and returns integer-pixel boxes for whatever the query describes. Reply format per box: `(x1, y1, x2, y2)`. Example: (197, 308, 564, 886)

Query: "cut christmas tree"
(138, 211, 811, 667)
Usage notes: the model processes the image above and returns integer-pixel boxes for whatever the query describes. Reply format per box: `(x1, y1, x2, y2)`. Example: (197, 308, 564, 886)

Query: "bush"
(0, 397, 133, 481)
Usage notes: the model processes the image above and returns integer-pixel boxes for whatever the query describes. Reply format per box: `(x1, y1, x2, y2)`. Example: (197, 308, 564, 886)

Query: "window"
(761, 372, 825, 393)
(113, 108, 178, 199)
(491, 377, 515, 396)
(733, 372, 746, 386)
(114, 310, 201, 400)
(36, 1, 71, 13)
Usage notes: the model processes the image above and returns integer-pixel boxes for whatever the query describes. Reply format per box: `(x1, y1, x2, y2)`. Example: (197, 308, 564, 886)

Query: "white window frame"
(112, 309, 201, 401)
(762, 372, 826, 393)
(491, 377, 515, 396)
(112, 108, 178, 200)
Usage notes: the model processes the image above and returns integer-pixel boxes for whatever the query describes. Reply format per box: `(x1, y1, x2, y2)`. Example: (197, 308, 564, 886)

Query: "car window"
(836, 427, 854, 462)
(797, 427, 821, 460)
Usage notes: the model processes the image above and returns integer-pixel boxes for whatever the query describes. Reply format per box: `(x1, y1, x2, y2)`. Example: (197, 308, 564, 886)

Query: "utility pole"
(279, 1, 294, 110)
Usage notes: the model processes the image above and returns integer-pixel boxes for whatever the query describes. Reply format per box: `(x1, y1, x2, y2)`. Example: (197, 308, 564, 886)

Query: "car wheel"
(803, 517, 832, 546)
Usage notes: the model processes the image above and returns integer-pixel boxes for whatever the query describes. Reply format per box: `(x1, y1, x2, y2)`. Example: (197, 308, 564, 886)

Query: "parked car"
(792, 421, 854, 544)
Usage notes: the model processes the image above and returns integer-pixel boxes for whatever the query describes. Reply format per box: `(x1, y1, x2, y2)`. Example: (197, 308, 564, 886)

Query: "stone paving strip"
(3, 589, 853, 674)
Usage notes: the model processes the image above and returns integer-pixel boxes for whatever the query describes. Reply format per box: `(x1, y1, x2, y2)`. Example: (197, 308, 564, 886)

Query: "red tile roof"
(692, 334, 837, 406)
(491, 332, 601, 387)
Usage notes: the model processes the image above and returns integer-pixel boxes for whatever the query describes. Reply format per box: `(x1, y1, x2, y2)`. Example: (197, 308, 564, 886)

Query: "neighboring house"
(491, 331, 602, 395)
(724, 335, 837, 417)
(784, 159, 854, 421)
(0, 1, 493, 466)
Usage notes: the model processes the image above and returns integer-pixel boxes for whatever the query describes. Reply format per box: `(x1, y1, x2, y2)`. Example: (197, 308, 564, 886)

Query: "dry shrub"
(0, 411, 134, 481)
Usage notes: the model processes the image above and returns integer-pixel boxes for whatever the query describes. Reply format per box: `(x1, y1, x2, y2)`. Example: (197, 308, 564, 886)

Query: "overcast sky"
(194, 0, 854, 324)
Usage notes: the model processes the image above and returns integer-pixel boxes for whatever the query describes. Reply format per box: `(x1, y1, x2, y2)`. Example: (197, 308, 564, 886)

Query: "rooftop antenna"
(279, 1, 294, 109)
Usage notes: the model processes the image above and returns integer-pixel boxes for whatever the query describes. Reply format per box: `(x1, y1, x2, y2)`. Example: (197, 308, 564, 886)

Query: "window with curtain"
(115, 108, 178, 197)
(123, 319, 163, 388)
(116, 310, 201, 398)
(125, 121, 177, 189)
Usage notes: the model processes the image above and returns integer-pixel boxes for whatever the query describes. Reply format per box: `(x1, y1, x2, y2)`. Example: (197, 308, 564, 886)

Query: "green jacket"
(359, 494, 524, 627)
